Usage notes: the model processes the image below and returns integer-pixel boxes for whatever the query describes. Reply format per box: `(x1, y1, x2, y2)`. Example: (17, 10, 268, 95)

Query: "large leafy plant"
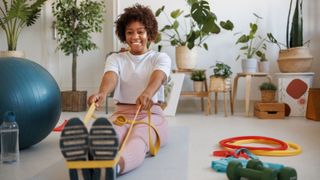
(235, 13, 277, 60)
(52, 0, 105, 91)
(0, 0, 46, 50)
(155, 0, 233, 50)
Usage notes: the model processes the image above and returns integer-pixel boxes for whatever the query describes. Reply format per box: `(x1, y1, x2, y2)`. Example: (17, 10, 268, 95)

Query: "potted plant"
(155, 0, 233, 70)
(190, 69, 206, 92)
(0, 0, 47, 57)
(52, 0, 105, 111)
(209, 62, 232, 91)
(257, 51, 269, 73)
(235, 13, 277, 73)
(276, 0, 313, 72)
(259, 82, 277, 102)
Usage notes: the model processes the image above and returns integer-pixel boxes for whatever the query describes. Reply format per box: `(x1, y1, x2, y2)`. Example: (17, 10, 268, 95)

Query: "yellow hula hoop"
(227, 139, 302, 156)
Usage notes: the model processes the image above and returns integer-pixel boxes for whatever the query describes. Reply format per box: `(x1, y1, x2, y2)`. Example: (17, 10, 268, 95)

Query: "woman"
(88, 4, 171, 175)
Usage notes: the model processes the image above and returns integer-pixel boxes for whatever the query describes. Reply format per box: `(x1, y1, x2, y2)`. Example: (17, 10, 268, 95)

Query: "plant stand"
(232, 73, 272, 116)
(172, 69, 211, 115)
(61, 91, 87, 112)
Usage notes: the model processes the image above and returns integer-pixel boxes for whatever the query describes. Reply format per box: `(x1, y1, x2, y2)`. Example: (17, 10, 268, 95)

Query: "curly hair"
(115, 4, 158, 43)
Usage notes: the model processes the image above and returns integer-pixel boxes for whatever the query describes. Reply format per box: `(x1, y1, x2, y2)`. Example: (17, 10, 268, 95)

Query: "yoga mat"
(30, 126, 189, 180)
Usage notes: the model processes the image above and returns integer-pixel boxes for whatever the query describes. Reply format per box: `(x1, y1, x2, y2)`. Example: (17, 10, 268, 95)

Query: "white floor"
(1, 105, 320, 180)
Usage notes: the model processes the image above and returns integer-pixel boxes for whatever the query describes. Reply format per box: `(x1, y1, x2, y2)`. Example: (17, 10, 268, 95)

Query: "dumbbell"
(246, 159, 297, 180)
(226, 160, 278, 180)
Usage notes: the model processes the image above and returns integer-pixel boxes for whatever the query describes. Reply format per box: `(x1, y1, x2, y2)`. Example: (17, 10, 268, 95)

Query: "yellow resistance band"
(228, 139, 302, 156)
(66, 104, 160, 169)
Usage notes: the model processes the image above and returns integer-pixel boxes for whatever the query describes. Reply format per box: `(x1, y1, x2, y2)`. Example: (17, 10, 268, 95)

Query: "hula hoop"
(219, 136, 288, 151)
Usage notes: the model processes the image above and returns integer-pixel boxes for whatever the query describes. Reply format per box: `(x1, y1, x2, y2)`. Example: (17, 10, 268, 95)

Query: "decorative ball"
(0, 57, 61, 149)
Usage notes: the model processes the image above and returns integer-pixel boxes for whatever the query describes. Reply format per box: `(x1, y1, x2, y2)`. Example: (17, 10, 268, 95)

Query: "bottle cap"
(3, 111, 16, 122)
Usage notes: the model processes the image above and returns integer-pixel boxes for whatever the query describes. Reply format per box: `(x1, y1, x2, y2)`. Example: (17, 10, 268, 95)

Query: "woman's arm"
(88, 71, 118, 107)
(136, 70, 167, 110)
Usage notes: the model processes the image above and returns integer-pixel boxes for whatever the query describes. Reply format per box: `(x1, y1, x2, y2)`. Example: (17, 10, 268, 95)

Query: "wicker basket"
(209, 77, 231, 91)
(260, 90, 276, 102)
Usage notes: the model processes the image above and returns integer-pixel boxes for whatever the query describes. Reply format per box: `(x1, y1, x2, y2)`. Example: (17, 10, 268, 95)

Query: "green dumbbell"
(227, 160, 278, 180)
(246, 159, 297, 180)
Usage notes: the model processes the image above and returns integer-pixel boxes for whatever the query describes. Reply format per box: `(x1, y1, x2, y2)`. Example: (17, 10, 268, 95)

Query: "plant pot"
(258, 61, 269, 73)
(241, 58, 257, 73)
(175, 46, 197, 70)
(193, 81, 204, 92)
(61, 90, 87, 112)
(209, 77, 231, 91)
(0, 51, 25, 58)
(260, 90, 276, 102)
(306, 88, 320, 121)
(277, 47, 313, 73)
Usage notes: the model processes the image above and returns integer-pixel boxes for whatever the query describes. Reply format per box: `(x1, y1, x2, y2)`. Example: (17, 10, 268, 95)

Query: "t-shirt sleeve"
(104, 54, 119, 75)
(154, 52, 171, 81)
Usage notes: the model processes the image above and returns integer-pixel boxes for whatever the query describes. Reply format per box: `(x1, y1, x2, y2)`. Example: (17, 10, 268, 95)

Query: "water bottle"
(0, 111, 19, 164)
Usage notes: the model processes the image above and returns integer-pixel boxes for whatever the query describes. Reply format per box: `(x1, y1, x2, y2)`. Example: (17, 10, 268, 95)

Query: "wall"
(0, 0, 319, 101)
(118, 0, 320, 101)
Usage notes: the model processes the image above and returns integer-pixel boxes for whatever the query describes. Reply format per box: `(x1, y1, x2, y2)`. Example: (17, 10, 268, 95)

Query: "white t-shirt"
(104, 50, 171, 104)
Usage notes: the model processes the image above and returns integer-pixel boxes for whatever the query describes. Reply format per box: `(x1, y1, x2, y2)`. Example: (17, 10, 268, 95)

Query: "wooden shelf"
(172, 69, 211, 115)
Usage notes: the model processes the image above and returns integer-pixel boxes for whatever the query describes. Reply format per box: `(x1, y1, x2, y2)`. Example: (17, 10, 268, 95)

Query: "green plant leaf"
(155, 6, 165, 17)
(191, 0, 210, 25)
(203, 43, 208, 50)
(290, 0, 303, 47)
(170, 9, 183, 19)
(236, 35, 249, 44)
(220, 20, 234, 30)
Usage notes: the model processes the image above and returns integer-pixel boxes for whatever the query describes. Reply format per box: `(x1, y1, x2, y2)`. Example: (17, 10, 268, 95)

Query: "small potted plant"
(235, 13, 277, 73)
(257, 52, 269, 73)
(0, 0, 47, 57)
(190, 70, 206, 92)
(155, 0, 233, 70)
(259, 82, 277, 102)
(209, 62, 232, 91)
(52, 0, 105, 111)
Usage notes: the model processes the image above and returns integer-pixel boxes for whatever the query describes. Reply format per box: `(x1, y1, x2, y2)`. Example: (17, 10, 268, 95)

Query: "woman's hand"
(88, 93, 106, 108)
(136, 91, 153, 111)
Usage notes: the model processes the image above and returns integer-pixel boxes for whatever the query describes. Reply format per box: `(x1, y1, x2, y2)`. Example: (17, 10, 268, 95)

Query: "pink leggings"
(109, 104, 168, 174)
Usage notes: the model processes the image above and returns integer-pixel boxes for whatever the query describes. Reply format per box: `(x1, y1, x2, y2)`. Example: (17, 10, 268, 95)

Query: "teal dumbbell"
(246, 159, 297, 180)
(227, 160, 278, 180)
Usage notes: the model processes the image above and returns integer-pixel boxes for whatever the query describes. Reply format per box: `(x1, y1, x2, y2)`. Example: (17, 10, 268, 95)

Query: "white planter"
(193, 81, 204, 92)
(241, 58, 257, 73)
(258, 61, 270, 73)
(175, 46, 197, 70)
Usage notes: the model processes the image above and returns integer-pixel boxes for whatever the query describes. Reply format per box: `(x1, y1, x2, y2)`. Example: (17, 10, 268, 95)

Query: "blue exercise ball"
(0, 57, 61, 149)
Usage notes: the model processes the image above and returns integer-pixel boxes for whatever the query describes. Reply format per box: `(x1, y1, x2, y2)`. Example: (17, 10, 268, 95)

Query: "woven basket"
(61, 91, 87, 112)
(277, 47, 313, 73)
(209, 77, 231, 91)
(261, 90, 276, 102)
(0, 51, 25, 58)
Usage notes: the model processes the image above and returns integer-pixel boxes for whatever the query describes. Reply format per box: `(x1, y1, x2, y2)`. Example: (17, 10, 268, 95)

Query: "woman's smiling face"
(125, 21, 148, 55)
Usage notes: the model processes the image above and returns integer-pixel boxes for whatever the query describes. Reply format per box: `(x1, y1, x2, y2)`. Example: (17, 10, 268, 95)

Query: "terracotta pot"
(209, 77, 231, 91)
(175, 46, 197, 70)
(0, 51, 25, 58)
(277, 47, 313, 73)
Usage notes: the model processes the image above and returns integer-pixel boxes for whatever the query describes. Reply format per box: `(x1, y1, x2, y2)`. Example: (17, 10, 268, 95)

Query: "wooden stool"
(210, 89, 233, 117)
(232, 73, 272, 116)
